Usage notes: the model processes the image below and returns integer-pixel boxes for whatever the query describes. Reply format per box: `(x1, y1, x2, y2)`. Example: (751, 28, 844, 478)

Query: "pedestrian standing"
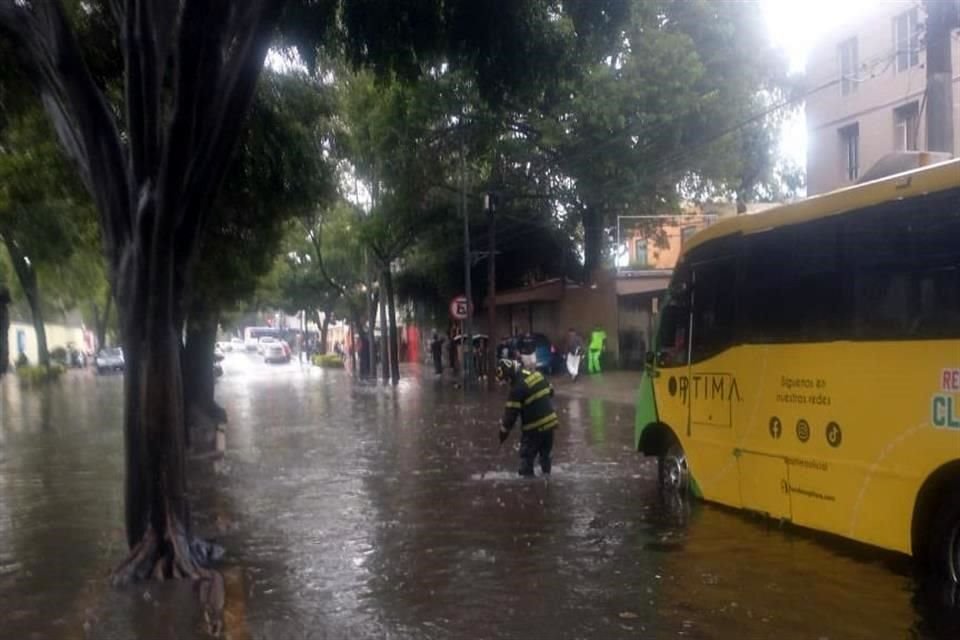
(496, 359, 559, 477)
(430, 331, 443, 376)
(566, 328, 584, 381)
(588, 325, 607, 374)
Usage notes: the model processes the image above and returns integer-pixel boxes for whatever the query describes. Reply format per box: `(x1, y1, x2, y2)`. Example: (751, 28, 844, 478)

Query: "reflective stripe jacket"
(502, 369, 559, 433)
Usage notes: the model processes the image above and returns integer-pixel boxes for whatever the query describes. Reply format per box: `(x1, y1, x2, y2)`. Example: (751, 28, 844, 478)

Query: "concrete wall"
(626, 219, 705, 269)
(806, 1, 960, 194)
(556, 271, 620, 361)
(8, 320, 86, 366)
(487, 271, 622, 363)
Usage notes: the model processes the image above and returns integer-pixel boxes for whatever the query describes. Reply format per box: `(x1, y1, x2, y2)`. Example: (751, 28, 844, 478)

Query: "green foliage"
(0, 81, 103, 337)
(16, 363, 64, 386)
(270, 201, 367, 323)
(189, 70, 338, 317)
(501, 0, 794, 268)
(312, 353, 345, 369)
(330, 0, 631, 104)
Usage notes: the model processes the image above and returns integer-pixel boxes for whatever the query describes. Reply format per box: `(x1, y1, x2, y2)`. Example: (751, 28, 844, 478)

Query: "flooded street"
(3, 354, 960, 639)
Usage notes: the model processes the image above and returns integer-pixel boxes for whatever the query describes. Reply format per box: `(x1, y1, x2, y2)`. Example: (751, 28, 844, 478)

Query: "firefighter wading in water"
(496, 359, 559, 477)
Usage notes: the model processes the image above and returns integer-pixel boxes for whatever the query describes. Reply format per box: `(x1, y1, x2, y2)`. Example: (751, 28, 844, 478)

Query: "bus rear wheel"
(928, 494, 960, 583)
(658, 441, 689, 494)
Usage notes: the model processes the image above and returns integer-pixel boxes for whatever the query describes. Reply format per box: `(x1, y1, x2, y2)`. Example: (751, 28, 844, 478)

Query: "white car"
(95, 347, 125, 374)
(231, 337, 244, 351)
(263, 341, 290, 364)
(256, 336, 277, 354)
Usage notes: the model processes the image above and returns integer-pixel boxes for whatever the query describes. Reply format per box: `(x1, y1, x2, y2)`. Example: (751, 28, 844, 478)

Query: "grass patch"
(16, 364, 65, 386)
(312, 354, 345, 369)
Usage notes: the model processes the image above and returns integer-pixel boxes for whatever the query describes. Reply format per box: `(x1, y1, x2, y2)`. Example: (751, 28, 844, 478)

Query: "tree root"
(112, 516, 226, 635)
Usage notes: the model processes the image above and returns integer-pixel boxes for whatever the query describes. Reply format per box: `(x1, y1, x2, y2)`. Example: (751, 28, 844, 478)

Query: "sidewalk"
(411, 361, 641, 406)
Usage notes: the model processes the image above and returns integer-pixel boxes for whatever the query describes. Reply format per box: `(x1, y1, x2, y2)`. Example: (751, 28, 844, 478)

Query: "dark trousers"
(432, 349, 442, 374)
(519, 429, 555, 477)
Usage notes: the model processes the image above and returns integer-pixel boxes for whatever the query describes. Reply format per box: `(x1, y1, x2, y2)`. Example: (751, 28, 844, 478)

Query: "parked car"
(231, 337, 244, 351)
(95, 347, 125, 374)
(517, 333, 562, 374)
(497, 336, 521, 361)
(263, 341, 290, 364)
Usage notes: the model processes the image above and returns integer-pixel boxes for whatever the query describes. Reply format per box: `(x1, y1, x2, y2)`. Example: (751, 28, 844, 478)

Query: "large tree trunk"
(182, 304, 226, 442)
(319, 311, 330, 354)
(5, 237, 49, 367)
(0, 285, 9, 375)
(582, 206, 605, 281)
(112, 244, 201, 583)
(383, 267, 400, 385)
(1, 3, 284, 607)
(378, 281, 390, 382)
(366, 285, 376, 379)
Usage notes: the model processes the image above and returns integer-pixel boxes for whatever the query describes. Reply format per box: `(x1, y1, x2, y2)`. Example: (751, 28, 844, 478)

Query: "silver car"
(95, 347, 125, 374)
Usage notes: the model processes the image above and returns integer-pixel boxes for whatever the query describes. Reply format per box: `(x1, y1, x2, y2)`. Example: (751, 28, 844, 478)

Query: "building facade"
(7, 316, 88, 367)
(806, 1, 960, 195)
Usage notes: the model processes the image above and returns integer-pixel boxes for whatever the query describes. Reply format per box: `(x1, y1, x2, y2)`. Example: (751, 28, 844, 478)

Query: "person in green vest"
(588, 325, 607, 374)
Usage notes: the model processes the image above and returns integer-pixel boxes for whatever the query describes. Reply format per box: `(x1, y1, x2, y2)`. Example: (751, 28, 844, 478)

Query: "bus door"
(686, 257, 743, 507)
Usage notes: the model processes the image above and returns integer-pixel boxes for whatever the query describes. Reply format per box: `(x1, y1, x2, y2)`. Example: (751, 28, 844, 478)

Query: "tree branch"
(302, 218, 347, 299)
(0, 1, 132, 269)
(124, 0, 177, 189)
(172, 0, 286, 267)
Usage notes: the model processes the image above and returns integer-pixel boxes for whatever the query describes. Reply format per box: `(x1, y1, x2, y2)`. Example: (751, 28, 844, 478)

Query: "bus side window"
(742, 219, 844, 343)
(690, 257, 737, 363)
(656, 303, 689, 367)
(849, 189, 960, 340)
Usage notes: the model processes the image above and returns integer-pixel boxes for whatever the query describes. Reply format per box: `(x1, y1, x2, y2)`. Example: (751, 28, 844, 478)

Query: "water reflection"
(0, 362, 960, 638)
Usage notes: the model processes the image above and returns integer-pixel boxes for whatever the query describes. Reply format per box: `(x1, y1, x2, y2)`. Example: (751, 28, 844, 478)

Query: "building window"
(894, 102, 920, 151)
(840, 123, 859, 181)
(839, 38, 858, 96)
(681, 226, 697, 248)
(894, 8, 920, 72)
(633, 238, 648, 266)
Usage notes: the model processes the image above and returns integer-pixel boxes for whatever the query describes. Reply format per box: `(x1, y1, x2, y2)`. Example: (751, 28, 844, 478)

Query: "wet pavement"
(2, 353, 960, 639)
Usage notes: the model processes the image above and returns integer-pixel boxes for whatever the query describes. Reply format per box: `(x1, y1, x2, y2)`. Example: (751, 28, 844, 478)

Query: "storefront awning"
(615, 273, 671, 296)
(494, 279, 565, 306)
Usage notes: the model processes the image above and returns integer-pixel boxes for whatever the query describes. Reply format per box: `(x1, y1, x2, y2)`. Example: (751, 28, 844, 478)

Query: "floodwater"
(2, 353, 960, 639)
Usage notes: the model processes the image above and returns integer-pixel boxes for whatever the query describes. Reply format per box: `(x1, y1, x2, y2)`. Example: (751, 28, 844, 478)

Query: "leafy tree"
(182, 70, 337, 429)
(338, 71, 463, 383)
(0, 0, 288, 584)
(272, 202, 366, 354)
(502, 0, 790, 275)
(0, 106, 90, 368)
(0, 0, 631, 589)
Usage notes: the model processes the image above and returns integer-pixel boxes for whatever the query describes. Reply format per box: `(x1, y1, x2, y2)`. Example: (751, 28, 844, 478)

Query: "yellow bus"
(636, 158, 960, 580)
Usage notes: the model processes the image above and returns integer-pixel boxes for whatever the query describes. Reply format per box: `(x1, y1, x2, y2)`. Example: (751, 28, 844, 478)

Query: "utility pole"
(485, 192, 497, 391)
(461, 144, 473, 388)
(925, 0, 958, 154)
(0, 286, 8, 376)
